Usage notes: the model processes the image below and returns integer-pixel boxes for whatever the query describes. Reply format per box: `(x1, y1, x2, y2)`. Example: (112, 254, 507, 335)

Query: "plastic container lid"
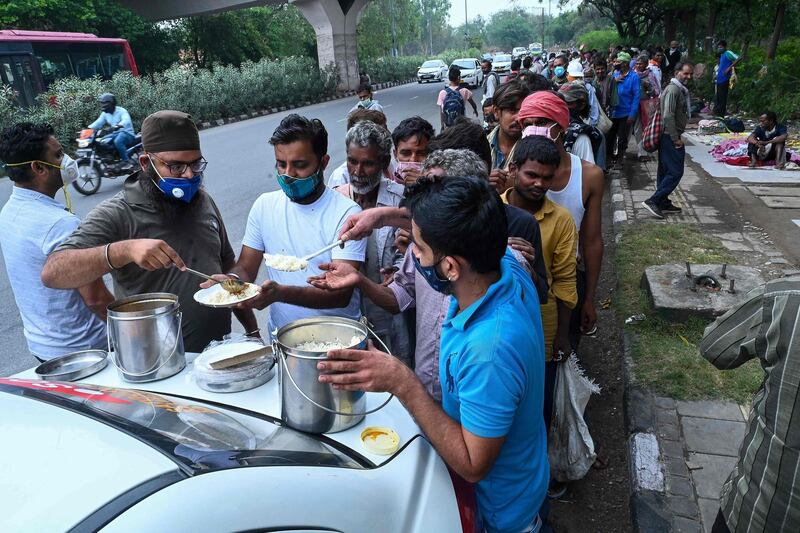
(193, 341, 275, 393)
(360, 426, 400, 455)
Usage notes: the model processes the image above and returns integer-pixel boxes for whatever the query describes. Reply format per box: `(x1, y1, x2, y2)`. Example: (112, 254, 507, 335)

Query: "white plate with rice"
(194, 282, 261, 308)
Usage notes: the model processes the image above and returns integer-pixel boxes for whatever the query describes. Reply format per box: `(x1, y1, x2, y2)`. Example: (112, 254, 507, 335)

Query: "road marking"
(793, 219, 800, 228)
(336, 118, 347, 123)
(410, 96, 418, 100)
(383, 104, 393, 108)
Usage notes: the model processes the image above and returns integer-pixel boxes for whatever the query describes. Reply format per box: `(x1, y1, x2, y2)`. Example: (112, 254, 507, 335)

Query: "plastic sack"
(548, 353, 601, 482)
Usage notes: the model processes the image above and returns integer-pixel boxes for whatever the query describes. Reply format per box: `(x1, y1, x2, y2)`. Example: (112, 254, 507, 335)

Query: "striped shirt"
(699, 278, 800, 533)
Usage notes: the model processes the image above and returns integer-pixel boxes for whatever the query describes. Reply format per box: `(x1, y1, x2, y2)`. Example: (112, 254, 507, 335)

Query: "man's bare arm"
(579, 164, 605, 332)
(77, 278, 115, 321)
(42, 239, 186, 289)
(319, 349, 505, 483)
(339, 206, 412, 242)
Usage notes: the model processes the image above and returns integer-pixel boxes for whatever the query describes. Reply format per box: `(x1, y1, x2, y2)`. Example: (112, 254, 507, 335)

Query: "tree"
(573, 0, 664, 42)
(767, 1, 787, 60)
(485, 8, 539, 50)
(179, 6, 316, 68)
(357, 0, 422, 58)
(417, 0, 450, 55)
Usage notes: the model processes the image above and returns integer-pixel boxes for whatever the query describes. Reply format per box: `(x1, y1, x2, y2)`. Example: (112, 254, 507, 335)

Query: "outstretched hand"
(307, 262, 361, 291)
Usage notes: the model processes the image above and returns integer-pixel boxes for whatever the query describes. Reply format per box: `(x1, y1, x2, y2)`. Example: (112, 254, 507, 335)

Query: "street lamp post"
(464, 0, 469, 53)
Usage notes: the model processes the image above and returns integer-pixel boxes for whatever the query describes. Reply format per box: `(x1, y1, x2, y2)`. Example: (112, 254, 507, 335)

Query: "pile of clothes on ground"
(693, 119, 800, 168)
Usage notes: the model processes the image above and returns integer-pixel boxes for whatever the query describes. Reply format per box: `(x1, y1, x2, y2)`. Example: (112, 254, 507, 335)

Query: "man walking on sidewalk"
(642, 62, 694, 219)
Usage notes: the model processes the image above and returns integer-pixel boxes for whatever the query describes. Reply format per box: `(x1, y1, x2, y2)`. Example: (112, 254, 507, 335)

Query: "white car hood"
(12, 354, 425, 467)
(418, 67, 441, 73)
(0, 388, 177, 532)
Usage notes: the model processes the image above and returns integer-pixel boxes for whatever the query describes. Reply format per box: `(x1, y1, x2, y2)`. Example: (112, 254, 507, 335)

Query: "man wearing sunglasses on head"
(42, 110, 257, 352)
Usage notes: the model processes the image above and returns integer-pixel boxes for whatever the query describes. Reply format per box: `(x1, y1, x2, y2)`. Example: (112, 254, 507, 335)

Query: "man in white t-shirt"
(210, 114, 366, 333)
(437, 66, 478, 131)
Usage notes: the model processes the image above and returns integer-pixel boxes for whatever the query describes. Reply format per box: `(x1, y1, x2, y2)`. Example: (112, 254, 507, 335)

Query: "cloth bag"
(642, 103, 663, 152)
(596, 105, 612, 134)
(548, 353, 601, 482)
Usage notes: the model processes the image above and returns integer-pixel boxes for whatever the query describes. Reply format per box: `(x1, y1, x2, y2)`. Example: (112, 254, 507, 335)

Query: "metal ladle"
(301, 239, 344, 263)
(185, 267, 246, 294)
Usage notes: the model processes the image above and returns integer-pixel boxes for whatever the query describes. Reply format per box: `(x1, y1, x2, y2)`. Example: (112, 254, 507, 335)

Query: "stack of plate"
(193, 342, 275, 393)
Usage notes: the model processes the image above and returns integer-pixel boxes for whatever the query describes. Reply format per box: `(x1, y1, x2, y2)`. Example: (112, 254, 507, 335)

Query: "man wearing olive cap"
(42, 110, 258, 351)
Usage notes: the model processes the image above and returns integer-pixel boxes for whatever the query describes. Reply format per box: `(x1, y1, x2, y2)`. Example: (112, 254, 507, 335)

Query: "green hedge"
(1, 56, 338, 146)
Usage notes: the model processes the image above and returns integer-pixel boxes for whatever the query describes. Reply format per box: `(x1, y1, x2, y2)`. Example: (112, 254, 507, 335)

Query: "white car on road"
(0, 359, 475, 532)
(450, 58, 484, 89)
(512, 47, 528, 59)
(492, 54, 513, 76)
(417, 59, 448, 83)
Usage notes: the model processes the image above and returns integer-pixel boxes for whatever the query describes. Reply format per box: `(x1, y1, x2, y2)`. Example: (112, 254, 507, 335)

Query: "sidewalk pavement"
(610, 149, 799, 532)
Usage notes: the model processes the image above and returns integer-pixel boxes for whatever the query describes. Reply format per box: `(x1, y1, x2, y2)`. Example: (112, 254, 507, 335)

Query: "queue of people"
(1, 55, 791, 531)
(0, 81, 606, 530)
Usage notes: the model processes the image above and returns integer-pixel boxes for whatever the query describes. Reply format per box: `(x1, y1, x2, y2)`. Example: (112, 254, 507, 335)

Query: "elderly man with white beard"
(333, 121, 410, 365)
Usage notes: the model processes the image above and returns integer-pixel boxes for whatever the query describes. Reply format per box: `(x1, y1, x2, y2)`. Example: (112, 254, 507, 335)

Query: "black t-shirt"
(754, 123, 788, 142)
(56, 173, 235, 352)
(504, 204, 549, 304)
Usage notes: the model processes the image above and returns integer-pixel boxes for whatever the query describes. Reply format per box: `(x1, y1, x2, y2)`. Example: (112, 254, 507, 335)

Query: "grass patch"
(615, 222, 762, 404)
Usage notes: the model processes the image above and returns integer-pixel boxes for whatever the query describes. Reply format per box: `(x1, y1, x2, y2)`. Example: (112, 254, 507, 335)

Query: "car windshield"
(421, 60, 440, 68)
(0, 379, 369, 473)
(494, 55, 511, 62)
(453, 60, 474, 69)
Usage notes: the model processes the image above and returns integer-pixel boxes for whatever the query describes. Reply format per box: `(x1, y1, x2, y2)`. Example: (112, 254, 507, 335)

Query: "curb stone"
(610, 170, 673, 532)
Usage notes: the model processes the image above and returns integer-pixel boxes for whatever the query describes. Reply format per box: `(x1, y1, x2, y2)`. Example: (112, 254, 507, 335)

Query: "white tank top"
(546, 153, 585, 230)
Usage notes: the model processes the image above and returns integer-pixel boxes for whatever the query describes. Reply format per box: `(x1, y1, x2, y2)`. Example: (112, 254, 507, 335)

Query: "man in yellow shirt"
(501, 134, 578, 433)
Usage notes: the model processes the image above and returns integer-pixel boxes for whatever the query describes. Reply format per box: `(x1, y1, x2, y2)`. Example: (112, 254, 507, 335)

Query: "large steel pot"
(107, 293, 185, 383)
(273, 317, 393, 434)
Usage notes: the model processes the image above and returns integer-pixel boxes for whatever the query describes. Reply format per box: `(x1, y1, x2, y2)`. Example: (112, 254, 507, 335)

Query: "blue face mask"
(276, 167, 322, 201)
(150, 159, 202, 204)
(413, 254, 451, 294)
(554, 66, 566, 78)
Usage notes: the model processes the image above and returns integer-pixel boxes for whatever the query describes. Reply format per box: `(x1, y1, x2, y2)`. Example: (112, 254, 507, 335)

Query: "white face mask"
(59, 154, 80, 185)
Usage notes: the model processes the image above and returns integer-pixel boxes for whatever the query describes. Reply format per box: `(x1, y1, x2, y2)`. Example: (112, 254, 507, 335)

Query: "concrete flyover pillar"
(293, 0, 368, 91)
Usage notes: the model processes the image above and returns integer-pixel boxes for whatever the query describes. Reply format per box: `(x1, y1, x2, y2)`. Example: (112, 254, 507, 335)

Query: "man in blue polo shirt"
(318, 175, 548, 532)
(713, 40, 740, 117)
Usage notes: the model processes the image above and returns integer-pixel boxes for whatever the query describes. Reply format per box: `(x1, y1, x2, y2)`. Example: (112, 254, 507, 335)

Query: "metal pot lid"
(34, 349, 108, 382)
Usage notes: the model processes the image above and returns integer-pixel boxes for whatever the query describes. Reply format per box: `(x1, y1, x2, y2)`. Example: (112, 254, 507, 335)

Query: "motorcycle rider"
(89, 93, 136, 171)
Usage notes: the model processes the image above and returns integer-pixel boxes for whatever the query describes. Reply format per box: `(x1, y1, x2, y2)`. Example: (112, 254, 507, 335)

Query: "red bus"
(0, 30, 139, 107)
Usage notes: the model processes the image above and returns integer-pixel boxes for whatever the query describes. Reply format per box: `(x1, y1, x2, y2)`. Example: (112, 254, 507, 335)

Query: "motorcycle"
(73, 126, 142, 195)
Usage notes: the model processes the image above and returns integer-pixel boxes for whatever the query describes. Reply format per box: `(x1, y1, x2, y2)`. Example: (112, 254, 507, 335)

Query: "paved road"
(0, 80, 461, 376)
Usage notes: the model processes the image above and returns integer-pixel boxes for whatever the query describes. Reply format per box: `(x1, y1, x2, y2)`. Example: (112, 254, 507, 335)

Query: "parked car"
(512, 47, 528, 59)
(417, 59, 448, 83)
(492, 54, 513, 75)
(0, 362, 478, 532)
(450, 58, 484, 89)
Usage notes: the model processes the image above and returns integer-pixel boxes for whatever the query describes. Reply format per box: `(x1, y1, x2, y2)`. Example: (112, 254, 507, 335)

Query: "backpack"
(642, 102, 663, 153)
(724, 117, 745, 133)
(442, 87, 465, 127)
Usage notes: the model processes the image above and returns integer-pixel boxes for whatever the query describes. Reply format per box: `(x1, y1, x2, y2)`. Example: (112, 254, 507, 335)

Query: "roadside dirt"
(549, 185, 632, 532)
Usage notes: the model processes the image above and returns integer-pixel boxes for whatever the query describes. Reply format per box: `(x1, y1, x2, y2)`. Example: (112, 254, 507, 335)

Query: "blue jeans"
(107, 131, 135, 160)
(650, 133, 685, 206)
